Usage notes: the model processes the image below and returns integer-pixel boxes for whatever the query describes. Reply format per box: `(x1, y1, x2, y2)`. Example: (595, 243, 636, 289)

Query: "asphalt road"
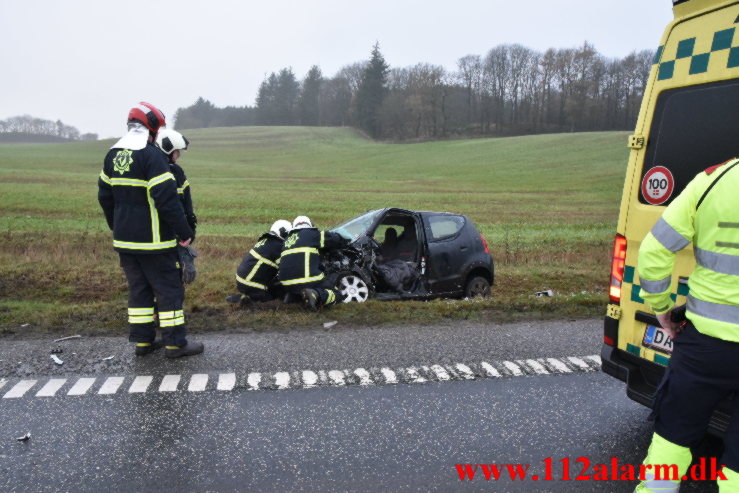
(0, 318, 600, 378)
(0, 319, 723, 492)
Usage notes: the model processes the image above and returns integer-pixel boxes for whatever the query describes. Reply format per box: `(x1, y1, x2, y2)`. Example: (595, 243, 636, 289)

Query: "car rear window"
(639, 79, 739, 206)
(426, 215, 465, 241)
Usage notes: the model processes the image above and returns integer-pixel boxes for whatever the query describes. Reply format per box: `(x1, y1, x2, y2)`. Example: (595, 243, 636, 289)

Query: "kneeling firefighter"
(228, 220, 291, 305)
(278, 216, 347, 311)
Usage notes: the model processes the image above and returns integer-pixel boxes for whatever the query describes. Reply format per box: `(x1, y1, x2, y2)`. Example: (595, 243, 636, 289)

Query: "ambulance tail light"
(609, 234, 627, 303)
(480, 234, 490, 254)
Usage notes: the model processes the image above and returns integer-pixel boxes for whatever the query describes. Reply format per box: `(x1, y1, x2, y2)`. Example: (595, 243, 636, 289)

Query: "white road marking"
(502, 361, 524, 376)
(98, 377, 125, 395)
(585, 355, 602, 367)
(274, 372, 290, 390)
(217, 373, 236, 391)
(430, 364, 451, 381)
(247, 372, 262, 390)
(567, 357, 592, 371)
(318, 370, 328, 385)
(4, 355, 604, 399)
(188, 374, 208, 392)
(480, 362, 501, 377)
(159, 375, 180, 392)
(405, 367, 426, 383)
(354, 368, 373, 386)
(328, 370, 346, 386)
(129, 376, 153, 393)
(302, 370, 318, 389)
(380, 368, 397, 384)
(67, 378, 96, 396)
(3, 380, 37, 399)
(36, 378, 67, 397)
(546, 358, 572, 373)
(455, 363, 475, 380)
(522, 359, 550, 375)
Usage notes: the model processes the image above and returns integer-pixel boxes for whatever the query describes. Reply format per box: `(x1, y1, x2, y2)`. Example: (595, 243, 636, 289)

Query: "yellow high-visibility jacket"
(638, 158, 739, 343)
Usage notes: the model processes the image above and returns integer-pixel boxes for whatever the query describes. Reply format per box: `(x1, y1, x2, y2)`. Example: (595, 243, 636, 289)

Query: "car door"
(423, 213, 468, 294)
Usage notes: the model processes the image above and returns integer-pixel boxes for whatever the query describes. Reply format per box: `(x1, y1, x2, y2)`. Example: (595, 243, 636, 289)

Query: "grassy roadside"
(0, 127, 625, 337)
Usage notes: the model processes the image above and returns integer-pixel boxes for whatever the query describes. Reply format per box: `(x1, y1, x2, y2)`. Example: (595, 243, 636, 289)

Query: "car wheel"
(465, 276, 491, 298)
(336, 274, 370, 303)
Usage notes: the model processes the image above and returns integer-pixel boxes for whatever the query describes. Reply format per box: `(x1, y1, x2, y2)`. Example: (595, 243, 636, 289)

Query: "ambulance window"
(639, 79, 739, 206)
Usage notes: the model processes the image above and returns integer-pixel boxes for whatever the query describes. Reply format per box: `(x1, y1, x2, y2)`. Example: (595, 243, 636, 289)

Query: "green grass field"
(0, 127, 628, 335)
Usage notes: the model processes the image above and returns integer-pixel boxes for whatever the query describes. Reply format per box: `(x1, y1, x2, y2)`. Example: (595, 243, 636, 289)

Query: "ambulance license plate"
(643, 324, 673, 354)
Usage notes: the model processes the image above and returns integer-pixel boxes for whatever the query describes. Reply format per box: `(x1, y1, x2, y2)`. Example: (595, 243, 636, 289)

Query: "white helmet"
(292, 216, 312, 230)
(156, 128, 189, 155)
(270, 219, 291, 239)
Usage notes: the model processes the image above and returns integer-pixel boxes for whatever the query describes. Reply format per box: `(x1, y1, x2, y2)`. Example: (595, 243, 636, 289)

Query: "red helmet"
(127, 102, 166, 134)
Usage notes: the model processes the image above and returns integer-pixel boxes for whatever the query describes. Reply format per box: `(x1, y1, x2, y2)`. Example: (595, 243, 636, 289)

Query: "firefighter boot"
(165, 341, 205, 358)
(135, 339, 164, 356)
(301, 288, 320, 312)
(226, 293, 244, 304)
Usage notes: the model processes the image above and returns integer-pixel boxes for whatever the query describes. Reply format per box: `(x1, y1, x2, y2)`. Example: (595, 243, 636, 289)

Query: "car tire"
(464, 276, 491, 298)
(336, 273, 370, 303)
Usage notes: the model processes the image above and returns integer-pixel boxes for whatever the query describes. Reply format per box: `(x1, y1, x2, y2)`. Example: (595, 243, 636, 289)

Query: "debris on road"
(100, 356, 114, 361)
(323, 321, 338, 329)
(535, 289, 554, 297)
(20, 323, 30, 328)
(53, 335, 82, 343)
(16, 433, 31, 442)
(50, 347, 63, 354)
(50, 355, 64, 365)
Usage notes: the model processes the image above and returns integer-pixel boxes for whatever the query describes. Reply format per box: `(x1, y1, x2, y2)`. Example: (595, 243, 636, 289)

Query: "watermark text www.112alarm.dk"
(456, 457, 727, 482)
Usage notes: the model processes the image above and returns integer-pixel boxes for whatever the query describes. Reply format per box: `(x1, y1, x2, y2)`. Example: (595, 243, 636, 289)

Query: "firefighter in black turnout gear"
(279, 216, 347, 311)
(227, 220, 291, 305)
(98, 102, 203, 358)
(156, 128, 198, 284)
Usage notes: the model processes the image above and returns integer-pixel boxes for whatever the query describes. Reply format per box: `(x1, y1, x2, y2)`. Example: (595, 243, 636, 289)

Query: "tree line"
(174, 41, 654, 140)
(0, 115, 97, 142)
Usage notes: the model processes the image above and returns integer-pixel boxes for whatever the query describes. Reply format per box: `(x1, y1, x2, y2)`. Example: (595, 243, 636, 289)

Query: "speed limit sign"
(641, 166, 674, 205)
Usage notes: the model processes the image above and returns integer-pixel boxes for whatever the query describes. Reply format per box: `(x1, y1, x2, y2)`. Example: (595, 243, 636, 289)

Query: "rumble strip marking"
(1, 355, 601, 399)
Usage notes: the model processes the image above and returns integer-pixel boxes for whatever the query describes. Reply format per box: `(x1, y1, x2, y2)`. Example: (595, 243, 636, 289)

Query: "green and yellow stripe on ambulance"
(620, 264, 690, 366)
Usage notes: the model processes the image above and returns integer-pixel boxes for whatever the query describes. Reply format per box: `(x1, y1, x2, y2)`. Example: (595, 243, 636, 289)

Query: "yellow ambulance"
(601, 0, 738, 434)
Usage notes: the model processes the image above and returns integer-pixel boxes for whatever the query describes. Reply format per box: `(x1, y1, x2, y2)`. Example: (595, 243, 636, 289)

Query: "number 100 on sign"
(641, 166, 674, 205)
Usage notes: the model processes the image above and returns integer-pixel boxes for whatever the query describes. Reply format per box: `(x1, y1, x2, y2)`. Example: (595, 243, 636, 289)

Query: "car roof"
(383, 207, 465, 217)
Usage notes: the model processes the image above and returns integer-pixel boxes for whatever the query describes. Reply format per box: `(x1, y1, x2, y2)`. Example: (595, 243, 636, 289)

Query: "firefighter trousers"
(284, 279, 340, 307)
(119, 251, 188, 348)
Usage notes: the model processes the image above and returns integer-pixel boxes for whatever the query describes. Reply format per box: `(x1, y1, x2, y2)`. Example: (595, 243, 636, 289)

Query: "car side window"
(426, 215, 465, 241)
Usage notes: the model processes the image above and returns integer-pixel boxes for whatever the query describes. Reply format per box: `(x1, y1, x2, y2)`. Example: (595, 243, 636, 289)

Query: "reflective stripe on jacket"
(235, 234, 283, 291)
(638, 157, 739, 342)
(278, 228, 345, 286)
(98, 143, 193, 254)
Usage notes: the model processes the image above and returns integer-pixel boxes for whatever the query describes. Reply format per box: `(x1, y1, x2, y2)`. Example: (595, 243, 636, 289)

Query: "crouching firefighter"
(156, 128, 198, 284)
(278, 216, 347, 311)
(98, 102, 203, 358)
(227, 220, 291, 305)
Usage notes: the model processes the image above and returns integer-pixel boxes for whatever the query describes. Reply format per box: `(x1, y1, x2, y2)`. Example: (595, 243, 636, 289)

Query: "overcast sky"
(0, 0, 673, 139)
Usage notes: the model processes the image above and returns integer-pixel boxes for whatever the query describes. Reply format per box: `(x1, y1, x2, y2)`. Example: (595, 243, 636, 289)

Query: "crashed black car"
(321, 208, 494, 302)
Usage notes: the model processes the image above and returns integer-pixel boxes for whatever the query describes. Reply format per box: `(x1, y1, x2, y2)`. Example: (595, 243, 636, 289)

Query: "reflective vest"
(638, 158, 739, 342)
(98, 143, 193, 254)
(236, 234, 283, 291)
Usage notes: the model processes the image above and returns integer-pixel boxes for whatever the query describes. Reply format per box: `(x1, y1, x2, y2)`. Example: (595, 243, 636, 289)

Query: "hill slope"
(0, 127, 629, 332)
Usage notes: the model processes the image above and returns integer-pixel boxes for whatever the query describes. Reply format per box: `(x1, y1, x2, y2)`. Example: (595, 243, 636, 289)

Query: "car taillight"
(609, 234, 627, 303)
(480, 234, 490, 254)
